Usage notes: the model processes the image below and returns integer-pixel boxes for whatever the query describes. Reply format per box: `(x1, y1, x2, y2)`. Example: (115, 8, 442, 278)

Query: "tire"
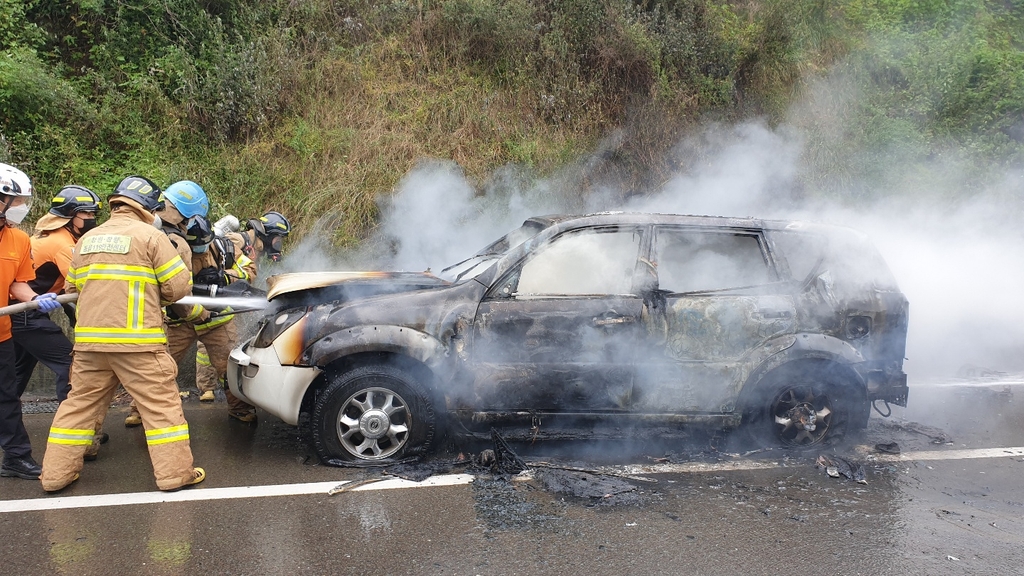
(311, 363, 438, 463)
(742, 363, 864, 450)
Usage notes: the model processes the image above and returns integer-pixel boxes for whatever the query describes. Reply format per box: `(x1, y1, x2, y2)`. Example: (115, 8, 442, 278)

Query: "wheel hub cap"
(359, 409, 390, 440)
(787, 405, 817, 431)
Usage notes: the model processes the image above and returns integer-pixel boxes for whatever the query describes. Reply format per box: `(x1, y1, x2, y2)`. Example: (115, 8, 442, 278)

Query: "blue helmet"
(161, 180, 210, 218)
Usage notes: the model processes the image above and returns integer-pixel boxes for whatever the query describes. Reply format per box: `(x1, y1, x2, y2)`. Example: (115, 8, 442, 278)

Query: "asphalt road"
(2, 380, 1023, 575)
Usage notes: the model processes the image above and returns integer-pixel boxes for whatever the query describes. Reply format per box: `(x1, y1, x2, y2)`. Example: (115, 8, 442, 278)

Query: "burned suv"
(228, 213, 909, 463)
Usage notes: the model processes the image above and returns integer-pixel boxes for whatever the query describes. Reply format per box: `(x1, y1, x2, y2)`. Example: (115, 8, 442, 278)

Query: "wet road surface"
(2, 381, 1023, 575)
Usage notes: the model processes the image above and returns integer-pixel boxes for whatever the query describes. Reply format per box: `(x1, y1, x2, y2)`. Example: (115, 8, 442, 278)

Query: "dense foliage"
(2, 0, 1022, 242)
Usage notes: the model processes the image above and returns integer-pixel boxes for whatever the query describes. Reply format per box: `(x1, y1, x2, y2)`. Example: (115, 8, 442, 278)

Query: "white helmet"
(0, 163, 32, 198)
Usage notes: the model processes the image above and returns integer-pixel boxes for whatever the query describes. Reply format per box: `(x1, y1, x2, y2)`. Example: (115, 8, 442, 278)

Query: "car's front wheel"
(311, 363, 438, 463)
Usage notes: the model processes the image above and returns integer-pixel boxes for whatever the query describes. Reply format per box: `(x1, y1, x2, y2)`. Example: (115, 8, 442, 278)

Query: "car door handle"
(758, 309, 793, 319)
(593, 315, 636, 326)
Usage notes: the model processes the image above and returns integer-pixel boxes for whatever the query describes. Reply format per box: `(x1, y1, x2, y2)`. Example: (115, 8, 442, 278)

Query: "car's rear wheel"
(743, 363, 863, 449)
(311, 363, 437, 463)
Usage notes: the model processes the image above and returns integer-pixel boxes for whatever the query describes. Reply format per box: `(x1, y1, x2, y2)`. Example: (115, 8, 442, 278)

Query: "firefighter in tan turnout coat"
(40, 176, 205, 492)
(193, 211, 290, 406)
(122, 180, 259, 424)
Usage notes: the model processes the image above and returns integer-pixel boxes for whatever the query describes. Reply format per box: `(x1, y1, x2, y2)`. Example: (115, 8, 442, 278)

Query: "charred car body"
(228, 213, 909, 463)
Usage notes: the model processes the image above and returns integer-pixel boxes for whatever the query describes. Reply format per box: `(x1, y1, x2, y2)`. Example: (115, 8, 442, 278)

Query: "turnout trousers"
(195, 341, 217, 393)
(11, 310, 72, 402)
(40, 349, 197, 491)
(166, 320, 253, 414)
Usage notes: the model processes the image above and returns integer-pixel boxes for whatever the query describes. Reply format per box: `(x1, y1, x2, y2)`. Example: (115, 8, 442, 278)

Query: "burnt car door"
(468, 225, 646, 411)
(634, 227, 797, 414)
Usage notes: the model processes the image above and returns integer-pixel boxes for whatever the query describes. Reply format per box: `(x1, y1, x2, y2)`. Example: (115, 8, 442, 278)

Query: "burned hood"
(266, 271, 450, 303)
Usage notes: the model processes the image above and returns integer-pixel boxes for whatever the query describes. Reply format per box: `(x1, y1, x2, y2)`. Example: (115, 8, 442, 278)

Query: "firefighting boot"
(199, 390, 215, 402)
(43, 473, 80, 493)
(163, 467, 206, 492)
(228, 410, 257, 423)
(124, 407, 142, 427)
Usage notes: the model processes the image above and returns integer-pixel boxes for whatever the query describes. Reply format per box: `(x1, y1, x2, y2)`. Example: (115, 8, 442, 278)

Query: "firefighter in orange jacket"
(40, 176, 205, 492)
(12, 186, 102, 403)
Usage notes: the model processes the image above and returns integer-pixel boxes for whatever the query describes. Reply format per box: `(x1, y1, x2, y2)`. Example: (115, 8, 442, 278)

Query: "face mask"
(76, 218, 97, 235)
(152, 214, 162, 229)
(3, 203, 30, 224)
(192, 243, 210, 254)
(265, 235, 283, 261)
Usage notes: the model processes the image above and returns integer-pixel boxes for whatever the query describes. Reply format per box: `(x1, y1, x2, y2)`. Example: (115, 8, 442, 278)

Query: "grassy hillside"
(2, 0, 1022, 245)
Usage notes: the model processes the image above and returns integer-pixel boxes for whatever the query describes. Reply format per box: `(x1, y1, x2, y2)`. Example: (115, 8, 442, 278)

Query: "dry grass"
(208, 37, 615, 247)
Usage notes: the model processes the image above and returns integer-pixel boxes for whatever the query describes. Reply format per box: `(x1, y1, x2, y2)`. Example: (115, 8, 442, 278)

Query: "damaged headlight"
(253, 309, 306, 348)
(846, 315, 871, 340)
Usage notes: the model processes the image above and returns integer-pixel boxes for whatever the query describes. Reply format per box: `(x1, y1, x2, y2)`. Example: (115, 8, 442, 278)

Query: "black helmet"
(50, 185, 102, 218)
(248, 211, 291, 238)
(247, 211, 291, 261)
(109, 175, 163, 212)
(184, 215, 214, 247)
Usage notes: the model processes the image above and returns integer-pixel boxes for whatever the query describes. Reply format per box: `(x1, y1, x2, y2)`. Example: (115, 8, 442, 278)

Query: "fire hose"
(0, 291, 268, 317)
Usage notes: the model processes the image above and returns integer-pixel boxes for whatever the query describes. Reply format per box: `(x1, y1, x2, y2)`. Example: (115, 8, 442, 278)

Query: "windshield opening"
(438, 219, 547, 283)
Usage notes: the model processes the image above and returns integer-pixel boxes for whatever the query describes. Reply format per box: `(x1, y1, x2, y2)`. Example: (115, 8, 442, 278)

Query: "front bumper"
(227, 339, 322, 425)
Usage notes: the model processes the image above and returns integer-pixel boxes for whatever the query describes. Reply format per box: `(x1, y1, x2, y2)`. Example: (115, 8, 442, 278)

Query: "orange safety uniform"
(12, 218, 77, 402)
(27, 221, 74, 294)
(39, 200, 199, 491)
(0, 227, 34, 341)
(0, 225, 37, 462)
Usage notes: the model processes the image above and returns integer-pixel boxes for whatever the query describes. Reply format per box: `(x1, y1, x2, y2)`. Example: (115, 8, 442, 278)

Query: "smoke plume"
(358, 119, 1023, 383)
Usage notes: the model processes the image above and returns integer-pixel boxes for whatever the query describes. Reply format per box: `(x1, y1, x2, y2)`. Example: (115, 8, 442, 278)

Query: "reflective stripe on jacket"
(66, 203, 193, 351)
(191, 232, 257, 333)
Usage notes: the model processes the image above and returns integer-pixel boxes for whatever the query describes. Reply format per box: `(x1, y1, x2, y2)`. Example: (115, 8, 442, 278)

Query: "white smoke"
(361, 115, 1024, 382)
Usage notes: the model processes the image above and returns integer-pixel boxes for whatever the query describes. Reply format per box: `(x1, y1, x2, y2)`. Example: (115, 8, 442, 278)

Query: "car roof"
(524, 212, 837, 233)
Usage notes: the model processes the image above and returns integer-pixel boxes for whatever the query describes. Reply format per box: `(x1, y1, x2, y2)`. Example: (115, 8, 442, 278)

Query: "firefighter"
(240, 211, 291, 263)
(124, 181, 258, 423)
(187, 208, 258, 420)
(193, 211, 290, 403)
(0, 163, 60, 480)
(12, 186, 102, 403)
(39, 175, 205, 492)
(122, 179, 212, 426)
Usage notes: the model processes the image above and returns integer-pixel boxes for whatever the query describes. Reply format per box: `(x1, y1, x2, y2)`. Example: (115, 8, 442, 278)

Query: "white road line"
(874, 446, 1024, 462)
(0, 473, 475, 514)
(592, 446, 1024, 476)
(3, 446, 1023, 514)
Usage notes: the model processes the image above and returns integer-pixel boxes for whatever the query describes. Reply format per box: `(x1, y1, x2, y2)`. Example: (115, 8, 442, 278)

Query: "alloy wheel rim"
(337, 385, 411, 460)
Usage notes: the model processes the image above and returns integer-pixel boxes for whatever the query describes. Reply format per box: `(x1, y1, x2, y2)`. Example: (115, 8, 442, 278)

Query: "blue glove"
(33, 293, 61, 313)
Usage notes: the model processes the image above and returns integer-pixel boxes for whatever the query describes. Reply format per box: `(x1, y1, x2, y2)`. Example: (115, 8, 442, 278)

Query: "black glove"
(195, 266, 227, 287)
